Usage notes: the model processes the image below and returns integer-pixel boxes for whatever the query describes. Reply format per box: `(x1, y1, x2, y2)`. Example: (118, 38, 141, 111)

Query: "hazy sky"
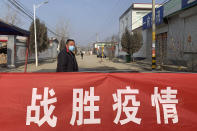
(0, 0, 165, 45)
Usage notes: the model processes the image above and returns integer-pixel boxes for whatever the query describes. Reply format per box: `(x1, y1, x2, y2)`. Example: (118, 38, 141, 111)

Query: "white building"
(118, 3, 160, 58)
(119, 3, 161, 39)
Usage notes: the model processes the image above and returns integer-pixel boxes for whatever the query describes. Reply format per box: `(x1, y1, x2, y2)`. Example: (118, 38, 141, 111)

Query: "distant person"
(56, 39, 78, 72)
(80, 51, 84, 60)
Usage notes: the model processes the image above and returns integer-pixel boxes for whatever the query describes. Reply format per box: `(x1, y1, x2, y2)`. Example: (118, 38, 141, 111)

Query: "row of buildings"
(119, 0, 197, 71)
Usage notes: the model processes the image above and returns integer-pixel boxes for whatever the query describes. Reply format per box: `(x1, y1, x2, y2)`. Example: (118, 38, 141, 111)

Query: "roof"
(0, 20, 30, 37)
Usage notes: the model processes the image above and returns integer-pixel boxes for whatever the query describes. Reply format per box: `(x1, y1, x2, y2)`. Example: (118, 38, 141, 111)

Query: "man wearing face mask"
(56, 39, 79, 72)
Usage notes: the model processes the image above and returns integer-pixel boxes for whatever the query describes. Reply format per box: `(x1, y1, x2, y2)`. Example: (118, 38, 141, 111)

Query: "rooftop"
(0, 20, 30, 37)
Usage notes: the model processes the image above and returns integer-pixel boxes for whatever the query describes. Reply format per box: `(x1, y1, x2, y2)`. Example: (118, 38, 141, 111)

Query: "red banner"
(0, 73, 197, 131)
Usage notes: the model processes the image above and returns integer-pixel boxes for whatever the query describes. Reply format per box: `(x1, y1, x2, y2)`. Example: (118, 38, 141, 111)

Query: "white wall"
(119, 10, 132, 40)
(132, 10, 150, 30)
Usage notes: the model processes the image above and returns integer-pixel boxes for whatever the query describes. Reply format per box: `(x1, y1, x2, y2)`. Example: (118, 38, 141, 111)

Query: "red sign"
(0, 73, 197, 131)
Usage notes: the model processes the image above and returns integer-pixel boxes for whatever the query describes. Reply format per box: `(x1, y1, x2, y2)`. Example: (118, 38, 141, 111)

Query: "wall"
(15, 41, 58, 66)
(181, 5, 197, 70)
(145, 28, 152, 60)
(166, 5, 197, 67)
(7, 35, 16, 68)
(143, 5, 197, 70)
(166, 15, 185, 65)
(119, 9, 132, 40)
(132, 9, 150, 31)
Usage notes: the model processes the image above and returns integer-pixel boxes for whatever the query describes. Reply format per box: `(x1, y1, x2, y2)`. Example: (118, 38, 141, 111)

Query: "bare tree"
(55, 18, 70, 51)
(3, 3, 22, 26)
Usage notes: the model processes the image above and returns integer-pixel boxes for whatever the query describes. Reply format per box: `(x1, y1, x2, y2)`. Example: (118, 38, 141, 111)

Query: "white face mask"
(69, 46, 75, 51)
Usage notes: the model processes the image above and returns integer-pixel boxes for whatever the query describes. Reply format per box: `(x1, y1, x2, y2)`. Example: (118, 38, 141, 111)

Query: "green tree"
(121, 28, 132, 54)
(29, 19, 49, 53)
(121, 28, 142, 62)
(131, 32, 143, 57)
(59, 38, 66, 51)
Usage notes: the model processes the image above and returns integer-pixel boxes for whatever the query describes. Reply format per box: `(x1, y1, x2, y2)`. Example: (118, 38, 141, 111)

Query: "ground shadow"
(35, 66, 139, 73)
(79, 66, 139, 73)
(34, 69, 56, 72)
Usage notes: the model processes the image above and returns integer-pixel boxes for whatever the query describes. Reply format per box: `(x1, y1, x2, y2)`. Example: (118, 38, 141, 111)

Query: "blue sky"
(0, 0, 165, 45)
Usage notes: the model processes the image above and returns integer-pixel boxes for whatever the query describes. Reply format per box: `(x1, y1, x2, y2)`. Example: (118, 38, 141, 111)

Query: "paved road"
(0, 55, 151, 72)
(78, 55, 150, 72)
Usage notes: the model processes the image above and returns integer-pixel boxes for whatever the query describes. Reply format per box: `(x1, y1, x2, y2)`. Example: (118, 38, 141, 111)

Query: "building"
(93, 42, 117, 50)
(93, 42, 118, 56)
(119, 3, 161, 39)
(118, 3, 160, 59)
(142, 0, 197, 71)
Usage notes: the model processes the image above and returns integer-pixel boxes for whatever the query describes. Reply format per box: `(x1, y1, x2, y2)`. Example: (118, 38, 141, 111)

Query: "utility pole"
(96, 33, 99, 42)
(101, 46, 104, 62)
(33, 0, 48, 67)
(33, 5, 38, 67)
(152, 0, 156, 70)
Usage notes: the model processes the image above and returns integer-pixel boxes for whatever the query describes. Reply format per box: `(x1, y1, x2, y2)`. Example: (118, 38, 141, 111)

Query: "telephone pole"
(152, 0, 156, 70)
(33, 5, 38, 67)
(33, 0, 48, 67)
(96, 33, 99, 42)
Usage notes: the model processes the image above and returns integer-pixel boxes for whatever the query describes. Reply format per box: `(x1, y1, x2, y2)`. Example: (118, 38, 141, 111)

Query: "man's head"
(66, 39, 75, 52)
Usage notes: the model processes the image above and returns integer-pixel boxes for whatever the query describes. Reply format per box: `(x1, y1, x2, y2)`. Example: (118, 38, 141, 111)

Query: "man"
(80, 51, 84, 60)
(56, 39, 78, 72)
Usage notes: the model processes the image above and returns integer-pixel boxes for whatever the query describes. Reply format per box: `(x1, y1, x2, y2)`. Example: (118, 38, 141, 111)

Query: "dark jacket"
(56, 48, 78, 72)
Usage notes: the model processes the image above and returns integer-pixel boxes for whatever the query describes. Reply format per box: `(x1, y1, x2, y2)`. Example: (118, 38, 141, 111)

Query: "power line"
(13, 0, 34, 18)
(2, 0, 33, 24)
(12, 0, 58, 34)
(7, 0, 33, 20)
(7, 0, 67, 38)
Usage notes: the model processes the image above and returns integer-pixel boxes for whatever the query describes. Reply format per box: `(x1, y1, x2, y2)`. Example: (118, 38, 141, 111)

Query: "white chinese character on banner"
(151, 87, 178, 124)
(112, 86, 141, 125)
(26, 87, 57, 127)
(70, 87, 100, 126)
